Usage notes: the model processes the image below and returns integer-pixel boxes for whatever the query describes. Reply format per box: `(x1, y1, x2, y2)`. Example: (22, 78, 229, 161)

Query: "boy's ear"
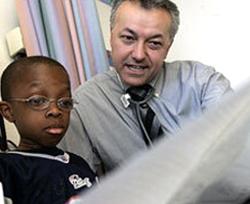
(0, 101, 15, 122)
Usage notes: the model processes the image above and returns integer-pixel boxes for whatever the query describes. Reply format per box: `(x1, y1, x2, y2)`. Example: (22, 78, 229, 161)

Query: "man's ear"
(0, 101, 15, 123)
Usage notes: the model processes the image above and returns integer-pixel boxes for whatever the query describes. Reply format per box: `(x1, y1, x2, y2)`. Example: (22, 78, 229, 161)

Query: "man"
(59, 0, 232, 174)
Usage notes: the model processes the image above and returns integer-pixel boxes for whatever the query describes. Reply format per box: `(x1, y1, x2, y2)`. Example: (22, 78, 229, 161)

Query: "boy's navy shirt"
(0, 147, 96, 204)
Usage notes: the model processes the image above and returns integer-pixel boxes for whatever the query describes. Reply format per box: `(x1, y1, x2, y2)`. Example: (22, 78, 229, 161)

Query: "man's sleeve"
(197, 64, 233, 109)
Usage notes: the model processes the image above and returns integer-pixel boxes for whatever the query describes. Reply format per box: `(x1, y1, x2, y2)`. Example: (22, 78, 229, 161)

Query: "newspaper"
(0, 183, 3, 204)
(70, 82, 250, 204)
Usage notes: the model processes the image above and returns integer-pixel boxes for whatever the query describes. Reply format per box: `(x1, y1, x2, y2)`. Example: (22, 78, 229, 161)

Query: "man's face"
(110, 1, 173, 86)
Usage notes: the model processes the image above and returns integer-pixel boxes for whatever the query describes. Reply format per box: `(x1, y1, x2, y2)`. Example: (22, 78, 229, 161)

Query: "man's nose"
(131, 42, 146, 62)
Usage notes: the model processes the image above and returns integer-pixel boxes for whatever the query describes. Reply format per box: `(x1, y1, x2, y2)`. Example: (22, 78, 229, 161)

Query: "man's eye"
(121, 35, 135, 44)
(148, 41, 162, 50)
(28, 96, 47, 106)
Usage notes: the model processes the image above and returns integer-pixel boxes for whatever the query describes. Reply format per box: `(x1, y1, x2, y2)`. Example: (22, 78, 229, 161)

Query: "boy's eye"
(27, 96, 48, 107)
(58, 98, 74, 109)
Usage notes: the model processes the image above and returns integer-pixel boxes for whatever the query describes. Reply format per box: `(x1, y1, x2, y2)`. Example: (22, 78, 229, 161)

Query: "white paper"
(70, 82, 250, 204)
(0, 183, 4, 204)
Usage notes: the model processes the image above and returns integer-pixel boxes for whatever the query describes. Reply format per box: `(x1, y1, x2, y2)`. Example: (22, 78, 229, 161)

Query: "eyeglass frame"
(7, 95, 78, 111)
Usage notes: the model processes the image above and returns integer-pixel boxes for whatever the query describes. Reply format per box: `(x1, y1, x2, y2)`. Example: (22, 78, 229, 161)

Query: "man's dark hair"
(110, 0, 180, 41)
(1, 56, 69, 101)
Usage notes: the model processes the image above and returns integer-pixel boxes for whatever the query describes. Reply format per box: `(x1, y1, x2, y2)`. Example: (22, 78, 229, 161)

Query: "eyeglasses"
(8, 95, 77, 111)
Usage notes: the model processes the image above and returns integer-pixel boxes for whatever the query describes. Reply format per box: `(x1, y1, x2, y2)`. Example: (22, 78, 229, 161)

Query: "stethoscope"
(115, 69, 155, 146)
(121, 84, 155, 147)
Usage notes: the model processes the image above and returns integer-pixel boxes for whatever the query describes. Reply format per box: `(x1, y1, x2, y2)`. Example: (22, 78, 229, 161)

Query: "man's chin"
(118, 71, 150, 86)
(123, 79, 147, 87)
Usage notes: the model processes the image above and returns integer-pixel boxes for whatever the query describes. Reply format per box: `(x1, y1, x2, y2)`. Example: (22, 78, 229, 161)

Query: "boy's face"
(7, 64, 71, 150)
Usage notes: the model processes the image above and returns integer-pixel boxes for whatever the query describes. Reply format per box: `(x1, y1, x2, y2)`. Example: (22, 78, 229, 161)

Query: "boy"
(0, 56, 96, 204)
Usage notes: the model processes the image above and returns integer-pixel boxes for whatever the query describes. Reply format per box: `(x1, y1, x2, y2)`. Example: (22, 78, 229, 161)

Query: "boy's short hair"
(1, 56, 69, 101)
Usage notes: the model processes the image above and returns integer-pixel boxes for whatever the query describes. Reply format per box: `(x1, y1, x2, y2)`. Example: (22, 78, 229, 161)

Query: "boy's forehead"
(20, 63, 67, 79)
(23, 62, 63, 72)
(13, 64, 70, 91)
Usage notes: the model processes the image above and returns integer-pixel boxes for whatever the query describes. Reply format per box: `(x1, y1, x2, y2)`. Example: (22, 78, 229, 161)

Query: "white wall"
(0, 0, 20, 145)
(0, 0, 18, 71)
(96, 0, 250, 89)
(96, 0, 111, 50)
(168, 0, 250, 89)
